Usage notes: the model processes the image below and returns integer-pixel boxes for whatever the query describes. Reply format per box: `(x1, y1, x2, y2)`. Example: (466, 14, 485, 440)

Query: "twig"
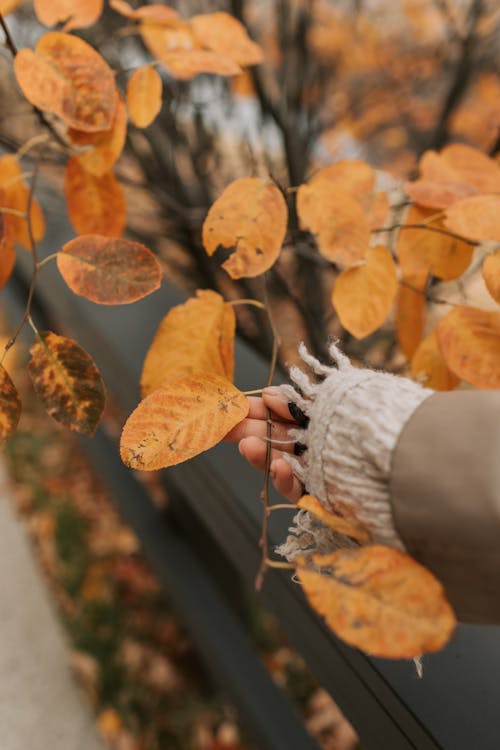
(373, 222, 478, 246)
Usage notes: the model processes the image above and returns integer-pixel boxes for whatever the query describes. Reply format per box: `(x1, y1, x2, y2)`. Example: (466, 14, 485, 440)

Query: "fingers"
(225, 417, 296, 452)
(238, 437, 304, 504)
(262, 387, 296, 422)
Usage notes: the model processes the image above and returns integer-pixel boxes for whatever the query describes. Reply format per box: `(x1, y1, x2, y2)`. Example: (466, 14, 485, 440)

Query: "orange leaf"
(0, 365, 21, 443)
(57, 234, 162, 305)
(34, 0, 103, 31)
(14, 32, 117, 132)
(0, 154, 45, 249)
(440, 143, 500, 194)
(419, 150, 466, 184)
(120, 373, 248, 470)
(396, 281, 427, 361)
(68, 94, 127, 177)
(28, 331, 105, 435)
(310, 160, 376, 196)
(297, 494, 371, 543)
(411, 331, 460, 391)
(0, 0, 24, 14)
(110, 0, 180, 24)
(332, 245, 397, 338)
(436, 307, 500, 389)
(64, 157, 126, 237)
(202, 178, 287, 278)
(126, 66, 163, 129)
(365, 190, 389, 229)
(140, 290, 235, 398)
(297, 183, 370, 267)
(404, 180, 477, 210)
(444, 195, 500, 242)
(0, 208, 16, 289)
(189, 12, 264, 66)
(297, 546, 456, 658)
(482, 251, 500, 304)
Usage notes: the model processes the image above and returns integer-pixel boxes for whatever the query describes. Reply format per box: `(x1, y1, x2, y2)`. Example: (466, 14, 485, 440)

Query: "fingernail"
(294, 441, 307, 456)
(238, 441, 245, 456)
(288, 402, 309, 428)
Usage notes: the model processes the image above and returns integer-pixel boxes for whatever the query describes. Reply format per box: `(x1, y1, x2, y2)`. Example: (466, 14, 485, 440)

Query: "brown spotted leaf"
(141, 290, 235, 398)
(28, 331, 105, 435)
(120, 373, 248, 470)
(411, 331, 460, 391)
(297, 494, 371, 543)
(297, 546, 456, 658)
(34, 0, 103, 31)
(126, 66, 163, 129)
(67, 95, 127, 177)
(0, 155, 45, 250)
(482, 251, 500, 304)
(64, 157, 126, 237)
(189, 12, 264, 66)
(14, 32, 117, 132)
(436, 307, 500, 389)
(57, 235, 162, 305)
(202, 178, 287, 278)
(0, 366, 21, 443)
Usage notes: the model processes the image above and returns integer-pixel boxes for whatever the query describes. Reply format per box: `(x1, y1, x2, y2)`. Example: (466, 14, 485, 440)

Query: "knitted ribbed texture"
(277, 342, 433, 561)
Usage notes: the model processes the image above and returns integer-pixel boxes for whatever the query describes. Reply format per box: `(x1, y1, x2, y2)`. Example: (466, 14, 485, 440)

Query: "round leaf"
(404, 180, 477, 210)
(68, 95, 127, 177)
(141, 290, 235, 398)
(189, 12, 264, 66)
(332, 245, 397, 338)
(34, 0, 103, 31)
(64, 157, 126, 237)
(57, 235, 162, 305)
(436, 307, 500, 389)
(202, 178, 288, 278)
(444, 195, 500, 243)
(126, 66, 163, 129)
(482, 251, 500, 304)
(411, 331, 460, 391)
(28, 331, 105, 435)
(120, 373, 249, 470)
(297, 546, 456, 659)
(0, 366, 21, 443)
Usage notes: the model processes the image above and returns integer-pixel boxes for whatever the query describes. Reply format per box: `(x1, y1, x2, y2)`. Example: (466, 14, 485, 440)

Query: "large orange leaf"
(14, 32, 117, 132)
(436, 307, 500, 389)
(419, 150, 463, 184)
(189, 12, 264, 66)
(68, 94, 127, 177)
(309, 160, 376, 197)
(202, 178, 287, 278)
(297, 494, 371, 543)
(332, 245, 397, 338)
(141, 290, 235, 398)
(404, 180, 477, 210)
(297, 546, 456, 658)
(397, 205, 472, 282)
(28, 331, 105, 435)
(444, 195, 500, 242)
(64, 157, 126, 237)
(120, 373, 248, 470)
(34, 0, 103, 31)
(297, 182, 370, 267)
(126, 66, 163, 129)
(396, 281, 427, 361)
(110, 0, 180, 24)
(57, 235, 162, 305)
(0, 365, 21, 443)
(411, 331, 460, 391)
(0, 206, 16, 290)
(482, 251, 500, 304)
(440, 143, 500, 194)
(0, 154, 45, 250)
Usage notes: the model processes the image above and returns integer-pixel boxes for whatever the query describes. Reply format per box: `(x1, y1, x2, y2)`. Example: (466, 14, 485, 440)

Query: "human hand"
(224, 386, 305, 503)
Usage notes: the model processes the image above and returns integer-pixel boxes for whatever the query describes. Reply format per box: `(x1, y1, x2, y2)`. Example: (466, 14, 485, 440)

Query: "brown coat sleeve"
(390, 390, 500, 624)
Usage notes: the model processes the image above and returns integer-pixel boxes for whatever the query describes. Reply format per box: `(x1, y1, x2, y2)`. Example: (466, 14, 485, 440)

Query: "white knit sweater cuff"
(278, 343, 433, 557)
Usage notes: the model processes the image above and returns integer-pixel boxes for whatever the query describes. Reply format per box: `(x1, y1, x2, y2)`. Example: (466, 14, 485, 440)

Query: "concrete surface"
(0, 464, 106, 750)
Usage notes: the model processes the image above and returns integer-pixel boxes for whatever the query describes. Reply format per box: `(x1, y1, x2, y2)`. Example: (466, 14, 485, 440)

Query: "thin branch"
(373, 222, 478, 246)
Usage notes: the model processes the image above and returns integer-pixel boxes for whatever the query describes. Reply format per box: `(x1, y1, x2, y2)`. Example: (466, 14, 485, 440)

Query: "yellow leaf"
(120, 373, 249, 470)
(126, 66, 163, 129)
(444, 195, 500, 243)
(64, 157, 126, 237)
(34, 0, 103, 31)
(141, 290, 235, 397)
(0, 365, 21, 443)
(436, 307, 500, 389)
(0, 154, 45, 249)
(68, 94, 127, 177)
(482, 251, 500, 304)
(396, 281, 427, 361)
(190, 12, 264, 66)
(297, 494, 371, 543)
(411, 331, 460, 391)
(332, 245, 397, 338)
(202, 178, 287, 278)
(297, 546, 456, 658)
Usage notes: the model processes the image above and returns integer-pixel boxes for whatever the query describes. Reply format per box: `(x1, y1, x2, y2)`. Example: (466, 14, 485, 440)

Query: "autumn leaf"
(57, 235, 162, 305)
(297, 546, 456, 658)
(436, 307, 500, 389)
(202, 178, 288, 278)
(396, 281, 427, 361)
(0, 209, 16, 290)
(0, 366, 21, 443)
(120, 373, 248, 470)
(411, 331, 460, 391)
(440, 143, 500, 194)
(482, 251, 500, 304)
(444, 195, 500, 243)
(0, 0, 24, 14)
(64, 157, 126, 237)
(297, 494, 371, 543)
(126, 66, 163, 129)
(68, 95, 127, 177)
(0, 154, 45, 250)
(14, 32, 117, 132)
(309, 160, 376, 197)
(34, 0, 103, 31)
(189, 12, 264, 66)
(404, 180, 477, 210)
(28, 331, 105, 435)
(331, 245, 397, 338)
(109, 0, 180, 24)
(141, 290, 235, 398)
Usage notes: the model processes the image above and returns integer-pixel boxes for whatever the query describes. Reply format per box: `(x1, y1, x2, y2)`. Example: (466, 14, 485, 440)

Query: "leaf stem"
(37, 252, 59, 268)
(229, 298, 266, 309)
(243, 388, 263, 395)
